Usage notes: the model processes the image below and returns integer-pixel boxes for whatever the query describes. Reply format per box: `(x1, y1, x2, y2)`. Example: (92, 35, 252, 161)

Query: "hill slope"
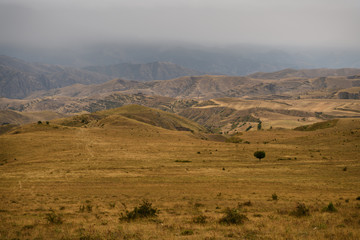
(54, 104, 207, 134)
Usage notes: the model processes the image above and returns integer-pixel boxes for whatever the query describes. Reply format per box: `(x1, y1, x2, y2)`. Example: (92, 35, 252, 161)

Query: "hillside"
(54, 104, 207, 134)
(0, 111, 359, 239)
(84, 61, 206, 81)
(0, 55, 112, 99)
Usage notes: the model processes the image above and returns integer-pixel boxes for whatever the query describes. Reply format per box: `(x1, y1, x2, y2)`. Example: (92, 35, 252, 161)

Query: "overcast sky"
(0, 0, 359, 49)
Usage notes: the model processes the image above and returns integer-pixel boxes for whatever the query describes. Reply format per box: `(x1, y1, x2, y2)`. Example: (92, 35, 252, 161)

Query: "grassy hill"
(54, 104, 207, 134)
(0, 107, 359, 239)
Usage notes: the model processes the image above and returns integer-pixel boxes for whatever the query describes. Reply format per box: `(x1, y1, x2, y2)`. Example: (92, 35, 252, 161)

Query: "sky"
(0, 0, 359, 50)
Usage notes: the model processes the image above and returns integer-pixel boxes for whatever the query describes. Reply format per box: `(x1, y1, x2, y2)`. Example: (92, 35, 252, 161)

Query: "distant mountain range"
(83, 61, 206, 81)
(0, 56, 207, 98)
(1, 55, 360, 101)
(0, 55, 112, 99)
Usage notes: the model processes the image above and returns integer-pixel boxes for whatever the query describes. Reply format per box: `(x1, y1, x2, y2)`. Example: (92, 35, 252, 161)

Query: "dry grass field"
(0, 105, 360, 239)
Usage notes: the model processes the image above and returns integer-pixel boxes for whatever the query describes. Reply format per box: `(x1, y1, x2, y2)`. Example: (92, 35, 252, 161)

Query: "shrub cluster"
(219, 208, 248, 225)
(120, 200, 158, 221)
(291, 202, 310, 217)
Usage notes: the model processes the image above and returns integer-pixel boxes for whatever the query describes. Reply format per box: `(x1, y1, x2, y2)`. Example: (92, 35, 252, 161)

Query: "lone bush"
(120, 200, 158, 221)
(254, 151, 266, 161)
(219, 208, 248, 225)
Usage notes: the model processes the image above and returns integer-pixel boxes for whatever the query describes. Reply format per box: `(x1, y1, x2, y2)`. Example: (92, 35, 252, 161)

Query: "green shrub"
(219, 208, 248, 225)
(323, 202, 337, 212)
(120, 200, 158, 221)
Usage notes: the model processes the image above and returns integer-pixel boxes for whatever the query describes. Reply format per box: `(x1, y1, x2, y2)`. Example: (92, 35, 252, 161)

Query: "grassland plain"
(0, 107, 360, 239)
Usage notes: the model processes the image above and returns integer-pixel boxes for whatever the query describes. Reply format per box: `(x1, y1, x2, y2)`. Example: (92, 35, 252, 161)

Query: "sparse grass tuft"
(219, 207, 248, 225)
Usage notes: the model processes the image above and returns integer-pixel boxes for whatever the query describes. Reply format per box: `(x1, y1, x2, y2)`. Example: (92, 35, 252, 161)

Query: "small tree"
(254, 151, 265, 161)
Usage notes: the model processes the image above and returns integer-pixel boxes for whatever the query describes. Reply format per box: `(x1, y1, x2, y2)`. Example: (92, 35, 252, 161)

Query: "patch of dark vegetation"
(174, 160, 192, 163)
(291, 203, 310, 217)
(272, 193, 278, 201)
(79, 204, 93, 213)
(120, 200, 158, 221)
(219, 208, 248, 225)
(180, 229, 194, 236)
(45, 210, 63, 224)
(238, 201, 252, 208)
(245, 126, 252, 131)
(193, 214, 207, 224)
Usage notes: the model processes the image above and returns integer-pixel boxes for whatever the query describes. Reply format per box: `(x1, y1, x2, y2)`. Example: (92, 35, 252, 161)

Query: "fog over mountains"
(2, 43, 360, 77)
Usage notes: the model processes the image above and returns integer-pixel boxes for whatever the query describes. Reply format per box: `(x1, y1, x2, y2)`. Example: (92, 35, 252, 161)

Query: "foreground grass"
(0, 118, 359, 239)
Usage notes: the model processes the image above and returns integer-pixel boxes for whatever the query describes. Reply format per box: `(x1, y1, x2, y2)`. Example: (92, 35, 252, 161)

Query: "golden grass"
(0, 116, 360, 239)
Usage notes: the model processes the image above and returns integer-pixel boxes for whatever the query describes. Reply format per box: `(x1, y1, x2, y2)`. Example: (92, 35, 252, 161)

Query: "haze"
(1, 0, 359, 50)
